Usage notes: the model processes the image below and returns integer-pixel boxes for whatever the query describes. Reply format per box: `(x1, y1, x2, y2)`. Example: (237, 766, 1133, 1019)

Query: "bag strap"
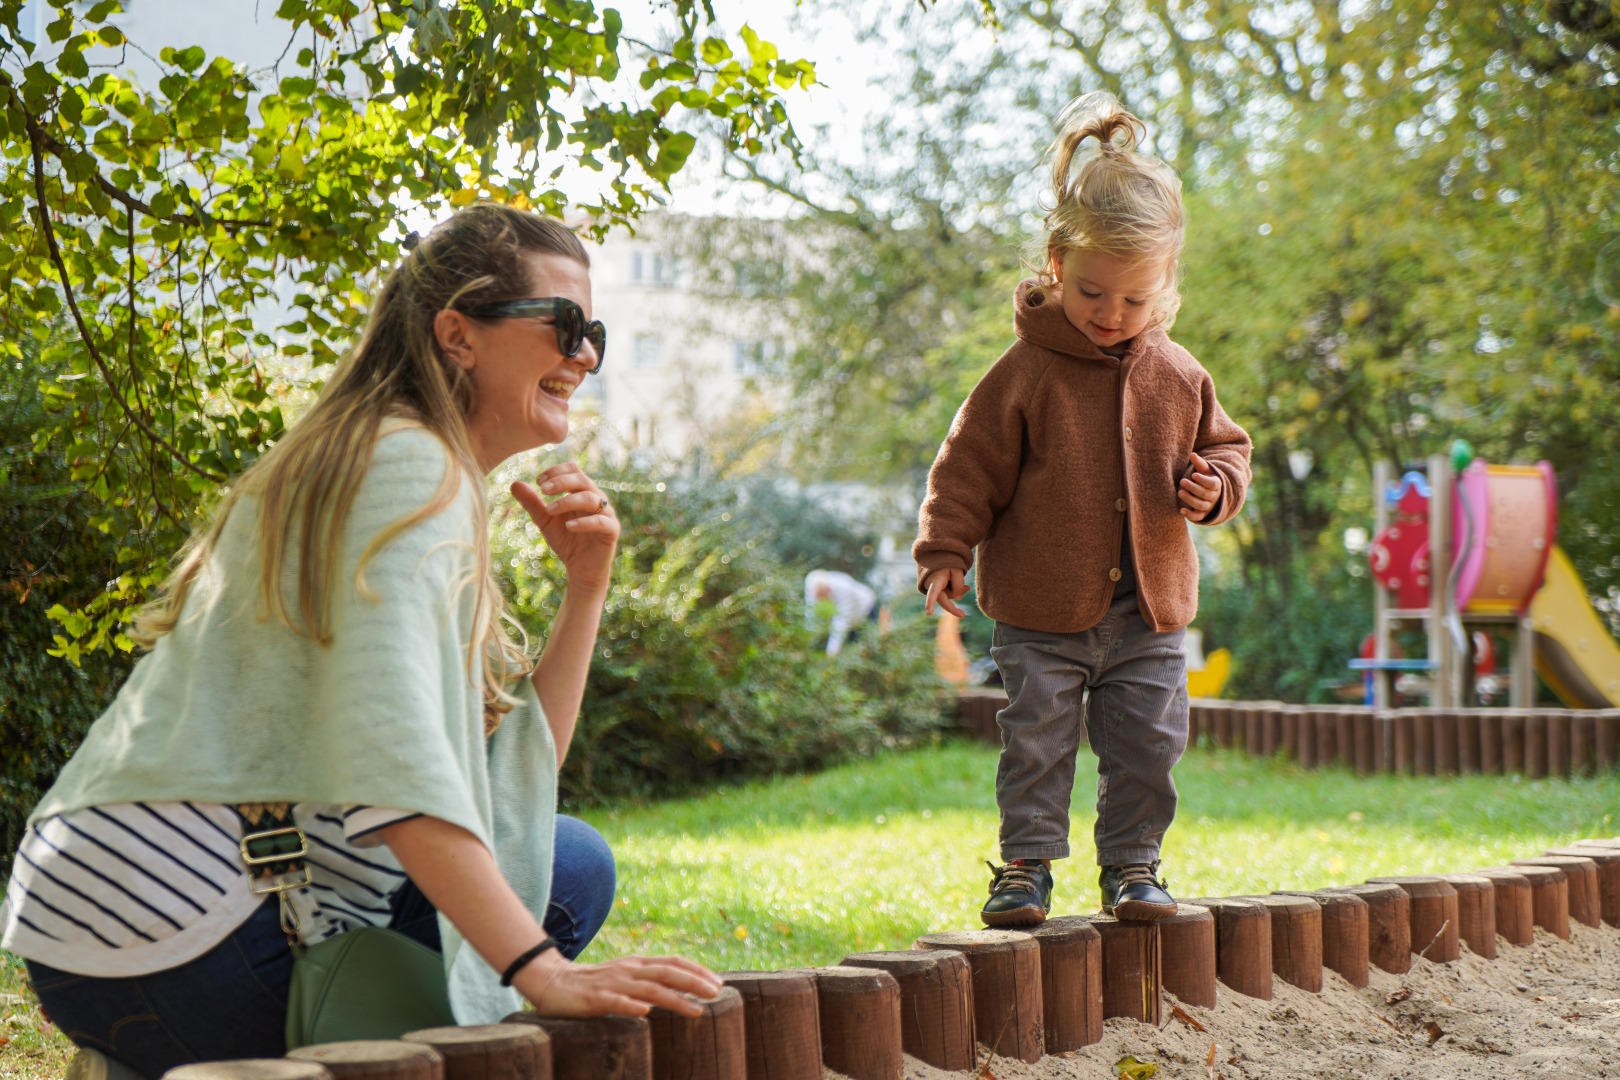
(233, 803, 311, 945)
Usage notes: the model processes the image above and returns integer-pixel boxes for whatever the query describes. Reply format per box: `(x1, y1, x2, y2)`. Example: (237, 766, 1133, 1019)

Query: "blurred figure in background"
(804, 568, 876, 657)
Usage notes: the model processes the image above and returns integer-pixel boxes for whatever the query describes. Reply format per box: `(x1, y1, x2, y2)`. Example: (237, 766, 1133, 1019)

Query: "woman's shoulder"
(352, 423, 479, 541)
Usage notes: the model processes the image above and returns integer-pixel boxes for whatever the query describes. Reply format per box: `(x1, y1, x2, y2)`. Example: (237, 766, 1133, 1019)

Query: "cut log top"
(915, 929, 1037, 954)
(1470, 867, 1533, 886)
(719, 970, 818, 995)
(402, 1024, 547, 1053)
(1029, 915, 1102, 943)
(1548, 845, 1620, 864)
(813, 965, 901, 992)
(500, 1012, 650, 1043)
(1332, 882, 1407, 900)
(1278, 890, 1367, 912)
(1485, 863, 1566, 883)
(647, 986, 742, 1021)
(1159, 903, 1213, 924)
(284, 1042, 443, 1079)
(165, 1063, 333, 1080)
(1240, 895, 1320, 914)
(1436, 874, 1493, 888)
(1366, 876, 1459, 899)
(841, 949, 952, 975)
(1184, 896, 1267, 914)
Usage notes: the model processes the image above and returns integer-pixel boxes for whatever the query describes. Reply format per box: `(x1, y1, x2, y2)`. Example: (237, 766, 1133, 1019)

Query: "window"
(732, 339, 782, 375)
(633, 334, 661, 369)
(632, 251, 679, 286)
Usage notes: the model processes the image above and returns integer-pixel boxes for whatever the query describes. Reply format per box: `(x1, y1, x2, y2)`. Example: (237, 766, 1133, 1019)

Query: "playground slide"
(1527, 546, 1620, 708)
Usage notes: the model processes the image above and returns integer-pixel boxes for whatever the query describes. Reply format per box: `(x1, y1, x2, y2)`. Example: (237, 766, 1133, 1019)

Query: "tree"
(0, 0, 815, 657)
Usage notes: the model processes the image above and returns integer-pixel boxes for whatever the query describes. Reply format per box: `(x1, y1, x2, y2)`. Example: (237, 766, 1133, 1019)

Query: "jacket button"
(1108, 568, 1122, 582)
(1115, 498, 1127, 512)
(1124, 426, 1133, 441)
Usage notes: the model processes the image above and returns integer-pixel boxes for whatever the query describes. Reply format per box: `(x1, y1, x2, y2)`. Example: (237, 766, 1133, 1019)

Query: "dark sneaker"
(1100, 862, 1177, 921)
(981, 859, 1054, 927)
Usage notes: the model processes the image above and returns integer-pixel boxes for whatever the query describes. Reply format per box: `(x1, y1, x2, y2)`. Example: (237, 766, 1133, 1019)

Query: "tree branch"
(28, 117, 228, 485)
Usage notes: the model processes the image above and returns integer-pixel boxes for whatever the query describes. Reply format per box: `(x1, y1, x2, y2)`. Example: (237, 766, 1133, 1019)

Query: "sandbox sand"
(831, 922, 1620, 1079)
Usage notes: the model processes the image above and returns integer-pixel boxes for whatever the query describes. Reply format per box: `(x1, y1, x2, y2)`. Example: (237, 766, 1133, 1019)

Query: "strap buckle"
(239, 825, 311, 895)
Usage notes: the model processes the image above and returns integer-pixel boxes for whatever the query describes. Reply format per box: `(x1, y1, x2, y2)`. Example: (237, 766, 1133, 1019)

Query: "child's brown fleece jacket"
(914, 279, 1252, 634)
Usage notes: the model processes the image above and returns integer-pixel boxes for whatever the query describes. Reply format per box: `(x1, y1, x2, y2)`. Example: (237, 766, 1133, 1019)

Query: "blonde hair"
(133, 203, 589, 732)
(1034, 92, 1185, 328)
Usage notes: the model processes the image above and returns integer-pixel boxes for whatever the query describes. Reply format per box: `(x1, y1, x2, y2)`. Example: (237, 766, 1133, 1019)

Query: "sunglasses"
(465, 297, 606, 374)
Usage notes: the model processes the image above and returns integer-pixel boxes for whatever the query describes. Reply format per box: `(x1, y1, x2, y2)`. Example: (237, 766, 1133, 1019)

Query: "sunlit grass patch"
(579, 739, 1620, 969)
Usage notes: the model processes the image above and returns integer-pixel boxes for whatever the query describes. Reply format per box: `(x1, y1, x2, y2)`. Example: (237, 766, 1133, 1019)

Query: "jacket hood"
(1013, 277, 1166, 363)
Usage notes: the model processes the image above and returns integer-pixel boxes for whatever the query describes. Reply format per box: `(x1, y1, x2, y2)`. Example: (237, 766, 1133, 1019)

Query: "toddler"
(914, 93, 1252, 924)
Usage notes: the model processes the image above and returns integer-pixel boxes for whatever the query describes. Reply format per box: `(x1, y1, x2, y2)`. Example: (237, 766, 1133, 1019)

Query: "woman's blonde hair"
(132, 203, 589, 732)
(1034, 92, 1185, 328)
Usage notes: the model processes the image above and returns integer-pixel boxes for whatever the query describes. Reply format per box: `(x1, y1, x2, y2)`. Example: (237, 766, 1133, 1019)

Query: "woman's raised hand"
(511, 462, 619, 592)
(514, 950, 725, 1019)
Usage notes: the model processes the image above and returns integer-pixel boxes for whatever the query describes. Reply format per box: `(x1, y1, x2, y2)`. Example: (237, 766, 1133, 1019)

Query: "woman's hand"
(514, 948, 724, 1018)
(923, 567, 968, 618)
(512, 462, 619, 592)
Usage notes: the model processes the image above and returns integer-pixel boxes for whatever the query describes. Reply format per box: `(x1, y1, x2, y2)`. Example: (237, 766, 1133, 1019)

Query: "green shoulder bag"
(234, 805, 456, 1048)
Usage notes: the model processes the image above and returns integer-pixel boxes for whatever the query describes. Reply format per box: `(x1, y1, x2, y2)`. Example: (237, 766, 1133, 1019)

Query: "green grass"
(3, 738, 1616, 1075)
(577, 738, 1620, 969)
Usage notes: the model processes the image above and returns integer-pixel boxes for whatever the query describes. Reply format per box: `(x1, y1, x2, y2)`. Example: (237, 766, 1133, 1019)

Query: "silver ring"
(598, 496, 608, 512)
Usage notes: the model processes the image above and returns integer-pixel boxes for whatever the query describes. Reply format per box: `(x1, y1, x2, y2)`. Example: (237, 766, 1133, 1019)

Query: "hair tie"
(401, 230, 421, 252)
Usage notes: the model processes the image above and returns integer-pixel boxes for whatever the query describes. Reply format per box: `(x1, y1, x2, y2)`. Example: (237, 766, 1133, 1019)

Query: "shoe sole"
(981, 905, 1048, 928)
(1108, 898, 1179, 921)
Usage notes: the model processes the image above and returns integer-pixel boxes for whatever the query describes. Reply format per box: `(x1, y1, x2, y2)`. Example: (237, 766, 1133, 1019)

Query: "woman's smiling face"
(440, 250, 599, 472)
(1051, 248, 1169, 350)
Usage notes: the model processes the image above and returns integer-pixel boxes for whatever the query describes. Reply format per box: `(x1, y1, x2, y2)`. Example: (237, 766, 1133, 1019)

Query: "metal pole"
(1513, 615, 1536, 708)
(1428, 454, 1455, 708)
(1372, 460, 1392, 710)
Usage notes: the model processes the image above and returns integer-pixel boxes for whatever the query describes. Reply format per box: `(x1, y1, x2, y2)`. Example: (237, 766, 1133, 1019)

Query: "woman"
(0, 204, 720, 1076)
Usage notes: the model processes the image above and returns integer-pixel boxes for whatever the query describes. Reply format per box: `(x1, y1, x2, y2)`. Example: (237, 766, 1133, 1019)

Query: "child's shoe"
(980, 859, 1053, 927)
(1099, 862, 1177, 921)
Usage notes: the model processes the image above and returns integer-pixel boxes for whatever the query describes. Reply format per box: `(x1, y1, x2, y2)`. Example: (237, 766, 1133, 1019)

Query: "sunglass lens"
(586, 323, 606, 371)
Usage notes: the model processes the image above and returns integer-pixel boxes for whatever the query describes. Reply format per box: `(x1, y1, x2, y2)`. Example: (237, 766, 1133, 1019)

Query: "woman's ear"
(433, 309, 476, 371)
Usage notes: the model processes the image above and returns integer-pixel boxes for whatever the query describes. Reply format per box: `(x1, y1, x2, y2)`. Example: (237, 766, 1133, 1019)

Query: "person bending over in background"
(915, 94, 1252, 927)
(804, 568, 876, 657)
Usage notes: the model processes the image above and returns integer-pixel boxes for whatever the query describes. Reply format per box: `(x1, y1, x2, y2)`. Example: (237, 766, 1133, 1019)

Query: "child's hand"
(923, 568, 968, 618)
(1179, 452, 1223, 522)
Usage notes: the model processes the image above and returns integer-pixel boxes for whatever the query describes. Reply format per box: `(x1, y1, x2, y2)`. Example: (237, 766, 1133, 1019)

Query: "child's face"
(1050, 248, 1169, 350)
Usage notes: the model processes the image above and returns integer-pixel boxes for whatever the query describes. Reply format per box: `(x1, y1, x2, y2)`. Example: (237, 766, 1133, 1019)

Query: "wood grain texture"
(1088, 915, 1162, 1024)
(811, 966, 904, 1080)
(1547, 845, 1620, 928)
(501, 1014, 652, 1080)
(1367, 877, 1460, 963)
(914, 930, 1042, 1063)
(1436, 875, 1498, 960)
(1244, 896, 1322, 992)
(402, 1025, 551, 1080)
(165, 1064, 333, 1080)
(718, 971, 822, 1080)
(1484, 864, 1568, 939)
(1183, 898, 1269, 1000)
(647, 988, 745, 1080)
(840, 950, 976, 1071)
(284, 1042, 443, 1080)
(1470, 868, 1534, 946)
(1276, 891, 1369, 988)
(1028, 917, 1103, 1052)
(1158, 904, 1216, 1009)
(1330, 884, 1411, 975)
(1514, 855, 1602, 928)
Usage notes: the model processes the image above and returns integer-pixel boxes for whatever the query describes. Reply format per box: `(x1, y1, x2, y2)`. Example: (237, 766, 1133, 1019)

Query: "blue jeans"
(26, 815, 616, 1078)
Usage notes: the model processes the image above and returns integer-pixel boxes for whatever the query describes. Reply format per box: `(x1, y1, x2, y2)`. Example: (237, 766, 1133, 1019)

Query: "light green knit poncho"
(32, 426, 556, 1024)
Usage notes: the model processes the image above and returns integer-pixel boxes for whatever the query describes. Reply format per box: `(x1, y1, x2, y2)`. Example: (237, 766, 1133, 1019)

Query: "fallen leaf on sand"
(1113, 1056, 1159, 1079)
(0, 1035, 9, 1049)
(1426, 1021, 1446, 1045)
(1172, 1004, 1207, 1032)
(1386, 987, 1414, 1004)
(1205, 1041, 1219, 1079)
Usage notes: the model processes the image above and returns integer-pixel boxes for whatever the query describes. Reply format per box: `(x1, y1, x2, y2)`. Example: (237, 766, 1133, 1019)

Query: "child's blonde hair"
(1033, 92, 1185, 328)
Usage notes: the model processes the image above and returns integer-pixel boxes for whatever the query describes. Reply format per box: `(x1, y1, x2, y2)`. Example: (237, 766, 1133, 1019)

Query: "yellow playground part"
(1184, 627, 1231, 698)
(1527, 546, 1620, 708)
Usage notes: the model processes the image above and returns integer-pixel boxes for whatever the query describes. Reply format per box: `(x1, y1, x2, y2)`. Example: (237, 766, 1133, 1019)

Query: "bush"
(494, 454, 953, 807)
(2, 350, 135, 878)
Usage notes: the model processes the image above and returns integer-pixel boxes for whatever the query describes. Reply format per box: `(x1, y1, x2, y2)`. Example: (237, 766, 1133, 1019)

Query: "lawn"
(3, 737, 1617, 1075)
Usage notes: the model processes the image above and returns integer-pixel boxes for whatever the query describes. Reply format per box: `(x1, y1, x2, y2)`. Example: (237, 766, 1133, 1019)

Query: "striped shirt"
(0, 801, 418, 978)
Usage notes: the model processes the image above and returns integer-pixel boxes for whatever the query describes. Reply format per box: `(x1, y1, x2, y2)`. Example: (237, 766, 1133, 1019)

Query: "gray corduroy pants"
(990, 591, 1189, 866)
